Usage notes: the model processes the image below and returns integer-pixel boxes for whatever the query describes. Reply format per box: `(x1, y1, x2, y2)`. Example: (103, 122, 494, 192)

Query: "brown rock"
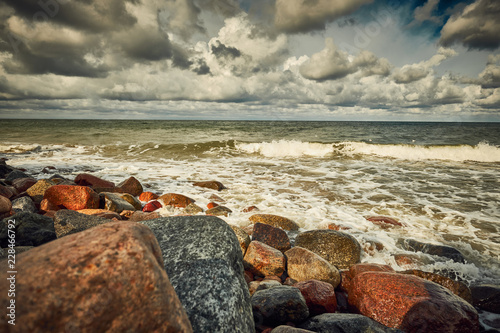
(402, 269, 473, 303)
(252, 223, 291, 253)
(470, 284, 500, 314)
(242, 205, 259, 213)
(249, 214, 300, 231)
(243, 241, 286, 277)
(43, 185, 100, 211)
(119, 193, 142, 210)
(193, 181, 226, 191)
(139, 191, 159, 202)
(117, 176, 143, 196)
(40, 198, 60, 212)
(0, 221, 193, 332)
(365, 215, 404, 228)
(77, 209, 122, 220)
(285, 246, 340, 288)
(348, 271, 479, 332)
(26, 179, 56, 204)
(363, 240, 384, 255)
(206, 205, 232, 217)
(127, 211, 161, 222)
(0, 196, 12, 215)
(74, 173, 115, 189)
(294, 230, 361, 270)
(230, 225, 251, 256)
(101, 192, 136, 213)
(12, 177, 37, 193)
(294, 280, 337, 316)
(184, 203, 203, 215)
(327, 223, 351, 231)
(159, 193, 195, 208)
(0, 185, 15, 199)
(208, 194, 225, 202)
(244, 270, 254, 284)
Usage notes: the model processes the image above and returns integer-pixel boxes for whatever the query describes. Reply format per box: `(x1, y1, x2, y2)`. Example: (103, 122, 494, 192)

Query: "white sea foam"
(236, 140, 333, 157)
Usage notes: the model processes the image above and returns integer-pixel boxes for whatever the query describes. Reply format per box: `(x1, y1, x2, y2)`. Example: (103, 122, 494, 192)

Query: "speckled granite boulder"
(300, 313, 402, 333)
(54, 210, 109, 238)
(140, 216, 254, 333)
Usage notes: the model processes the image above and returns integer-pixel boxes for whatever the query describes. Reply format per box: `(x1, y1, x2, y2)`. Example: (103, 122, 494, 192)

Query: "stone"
(294, 280, 337, 316)
(242, 205, 259, 213)
(470, 285, 500, 314)
(184, 203, 204, 215)
(100, 192, 136, 213)
(26, 179, 55, 204)
(76, 209, 121, 220)
(43, 185, 100, 211)
(397, 238, 466, 263)
(230, 225, 251, 256)
(139, 191, 159, 202)
(365, 216, 404, 228)
(209, 194, 225, 202)
(348, 271, 479, 332)
(12, 177, 37, 193)
(252, 222, 291, 253)
(54, 210, 109, 238)
(206, 205, 232, 217)
(249, 214, 300, 231)
(0, 245, 33, 259)
(0, 212, 56, 247)
(341, 263, 394, 293)
(4, 170, 30, 184)
(0, 184, 15, 199)
(74, 173, 115, 189)
(393, 253, 424, 268)
(159, 193, 195, 208)
(118, 193, 142, 210)
(402, 269, 473, 303)
(0, 196, 12, 215)
(0, 221, 193, 332)
(295, 230, 361, 270)
(207, 202, 219, 209)
(11, 196, 37, 213)
(40, 198, 59, 212)
(193, 180, 226, 191)
(143, 200, 162, 212)
(244, 241, 286, 277)
(327, 223, 351, 231)
(127, 211, 161, 222)
(252, 286, 309, 326)
(140, 216, 255, 333)
(271, 326, 315, 333)
(285, 247, 340, 288)
(256, 280, 283, 293)
(0, 162, 13, 178)
(117, 176, 143, 196)
(299, 313, 402, 333)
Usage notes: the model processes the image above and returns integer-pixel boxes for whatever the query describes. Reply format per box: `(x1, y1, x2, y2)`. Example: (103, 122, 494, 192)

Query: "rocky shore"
(0, 159, 499, 333)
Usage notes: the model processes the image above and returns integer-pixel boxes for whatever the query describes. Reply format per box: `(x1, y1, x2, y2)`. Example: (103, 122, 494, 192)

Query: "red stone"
(327, 223, 351, 231)
(0, 221, 193, 332)
(139, 191, 159, 202)
(207, 202, 219, 209)
(243, 241, 286, 277)
(244, 270, 254, 284)
(143, 200, 162, 212)
(74, 173, 115, 189)
(159, 193, 195, 208)
(365, 215, 404, 227)
(242, 205, 259, 213)
(348, 271, 479, 332)
(43, 185, 100, 211)
(252, 222, 291, 253)
(294, 279, 337, 316)
(117, 177, 143, 196)
(341, 263, 394, 293)
(12, 177, 37, 193)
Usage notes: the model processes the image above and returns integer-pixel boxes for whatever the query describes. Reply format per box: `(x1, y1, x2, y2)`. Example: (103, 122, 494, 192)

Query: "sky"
(0, 0, 499, 121)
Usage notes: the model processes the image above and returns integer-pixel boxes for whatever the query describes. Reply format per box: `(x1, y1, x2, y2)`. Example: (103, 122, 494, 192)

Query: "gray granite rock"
(54, 210, 109, 238)
(12, 196, 37, 213)
(271, 326, 315, 333)
(140, 216, 254, 333)
(299, 313, 403, 333)
(0, 212, 56, 247)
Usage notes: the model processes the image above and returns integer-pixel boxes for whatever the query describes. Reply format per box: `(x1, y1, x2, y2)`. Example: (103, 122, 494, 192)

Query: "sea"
(1, 119, 499, 287)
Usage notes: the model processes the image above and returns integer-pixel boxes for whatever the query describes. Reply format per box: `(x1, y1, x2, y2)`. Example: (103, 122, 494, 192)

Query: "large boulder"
(4, 170, 30, 184)
(0, 221, 192, 332)
(252, 222, 291, 253)
(299, 313, 402, 333)
(397, 238, 466, 263)
(243, 241, 286, 277)
(74, 173, 115, 189)
(117, 176, 143, 196)
(295, 230, 361, 269)
(294, 280, 337, 316)
(348, 271, 479, 332)
(470, 284, 500, 314)
(285, 246, 340, 288)
(249, 214, 300, 231)
(53, 210, 109, 238)
(12, 177, 37, 193)
(43, 185, 99, 211)
(0, 212, 56, 247)
(140, 216, 255, 333)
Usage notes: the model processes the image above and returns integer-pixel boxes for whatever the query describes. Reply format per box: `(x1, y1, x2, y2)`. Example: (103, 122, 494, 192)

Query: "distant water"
(1, 120, 500, 284)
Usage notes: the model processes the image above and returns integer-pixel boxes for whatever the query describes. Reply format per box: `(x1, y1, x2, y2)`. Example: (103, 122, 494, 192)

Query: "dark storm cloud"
(210, 40, 241, 59)
(439, 0, 500, 50)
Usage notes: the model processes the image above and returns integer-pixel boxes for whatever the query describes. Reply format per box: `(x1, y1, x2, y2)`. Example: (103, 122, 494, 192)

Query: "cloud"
(412, 0, 442, 25)
(439, 0, 500, 50)
(478, 54, 500, 88)
(274, 0, 373, 33)
(299, 38, 391, 81)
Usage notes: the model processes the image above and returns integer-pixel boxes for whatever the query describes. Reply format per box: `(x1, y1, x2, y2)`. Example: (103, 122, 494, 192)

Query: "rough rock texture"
(43, 185, 99, 211)
(127, 211, 161, 222)
(140, 216, 255, 333)
(0, 196, 12, 216)
(294, 280, 337, 316)
(0, 184, 15, 199)
(294, 230, 361, 270)
(0, 245, 33, 259)
(402, 269, 473, 303)
(184, 203, 203, 215)
(12, 177, 37, 193)
(252, 222, 291, 253)
(341, 263, 394, 292)
(249, 214, 300, 231)
(0, 221, 193, 333)
(76, 209, 121, 220)
(26, 179, 55, 204)
(119, 193, 142, 210)
(193, 181, 226, 191)
(117, 176, 143, 196)
(271, 326, 315, 333)
(54, 210, 109, 238)
(244, 241, 286, 277)
(139, 191, 159, 202)
(300, 313, 402, 333)
(0, 212, 56, 247)
(252, 286, 309, 326)
(206, 205, 232, 217)
(285, 246, 340, 288)
(101, 192, 136, 213)
(159, 193, 195, 208)
(230, 225, 251, 256)
(74, 173, 115, 189)
(348, 271, 479, 332)
(5, 170, 30, 184)
(398, 238, 466, 263)
(470, 284, 500, 314)
(11, 196, 37, 213)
